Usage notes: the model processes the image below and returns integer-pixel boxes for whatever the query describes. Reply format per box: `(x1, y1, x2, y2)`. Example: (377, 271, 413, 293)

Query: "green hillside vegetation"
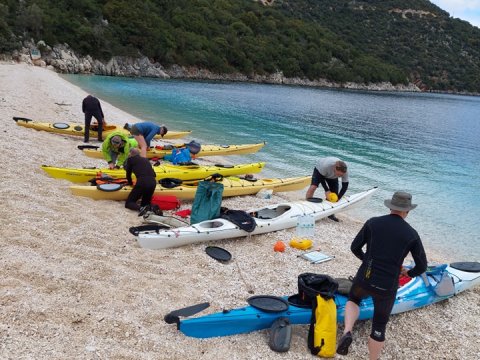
(0, 0, 479, 92)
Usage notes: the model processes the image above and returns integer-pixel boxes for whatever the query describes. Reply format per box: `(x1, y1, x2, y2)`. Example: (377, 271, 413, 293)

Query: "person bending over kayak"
(124, 122, 168, 158)
(82, 95, 105, 143)
(124, 148, 157, 212)
(305, 157, 349, 222)
(336, 191, 428, 360)
(102, 132, 138, 169)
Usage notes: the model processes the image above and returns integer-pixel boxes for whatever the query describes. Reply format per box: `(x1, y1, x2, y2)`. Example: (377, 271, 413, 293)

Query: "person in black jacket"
(82, 95, 105, 143)
(124, 148, 157, 212)
(337, 191, 428, 360)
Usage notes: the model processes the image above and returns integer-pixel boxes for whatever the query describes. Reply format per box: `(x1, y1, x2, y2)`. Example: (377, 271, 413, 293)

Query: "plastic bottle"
(296, 214, 315, 239)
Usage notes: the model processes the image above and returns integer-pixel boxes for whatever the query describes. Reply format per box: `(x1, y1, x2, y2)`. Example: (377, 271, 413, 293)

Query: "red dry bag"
(151, 195, 181, 210)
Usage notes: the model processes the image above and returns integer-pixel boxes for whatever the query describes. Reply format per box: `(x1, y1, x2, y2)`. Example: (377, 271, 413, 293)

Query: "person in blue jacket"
(124, 122, 168, 157)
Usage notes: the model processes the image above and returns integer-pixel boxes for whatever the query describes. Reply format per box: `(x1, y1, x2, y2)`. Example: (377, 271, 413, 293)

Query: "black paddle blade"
(13, 116, 33, 122)
(77, 145, 100, 150)
(129, 224, 169, 236)
(164, 302, 210, 325)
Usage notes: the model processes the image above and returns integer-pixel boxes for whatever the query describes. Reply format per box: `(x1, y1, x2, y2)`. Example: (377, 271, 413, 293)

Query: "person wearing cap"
(163, 141, 201, 165)
(337, 191, 428, 359)
(124, 148, 157, 212)
(102, 132, 138, 169)
(305, 157, 349, 222)
(82, 95, 105, 143)
(123, 122, 168, 158)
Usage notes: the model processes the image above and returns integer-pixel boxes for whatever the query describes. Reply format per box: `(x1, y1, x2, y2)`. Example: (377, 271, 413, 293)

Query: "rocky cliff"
(8, 41, 420, 93)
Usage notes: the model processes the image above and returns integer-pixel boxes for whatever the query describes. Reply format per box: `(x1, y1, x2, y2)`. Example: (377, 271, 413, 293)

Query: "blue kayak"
(167, 262, 480, 338)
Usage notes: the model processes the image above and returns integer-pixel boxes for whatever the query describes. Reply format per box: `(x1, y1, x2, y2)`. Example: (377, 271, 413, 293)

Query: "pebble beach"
(0, 62, 479, 359)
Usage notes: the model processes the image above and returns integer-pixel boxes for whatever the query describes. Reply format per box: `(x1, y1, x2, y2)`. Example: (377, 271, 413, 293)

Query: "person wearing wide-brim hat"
(337, 191, 428, 360)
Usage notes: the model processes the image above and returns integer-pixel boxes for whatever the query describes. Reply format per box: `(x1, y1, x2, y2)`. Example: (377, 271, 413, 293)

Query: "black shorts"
(310, 167, 339, 194)
(348, 281, 395, 342)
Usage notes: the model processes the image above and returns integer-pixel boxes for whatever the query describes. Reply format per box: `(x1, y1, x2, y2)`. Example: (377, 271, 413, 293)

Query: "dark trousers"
(84, 112, 103, 142)
(125, 177, 157, 211)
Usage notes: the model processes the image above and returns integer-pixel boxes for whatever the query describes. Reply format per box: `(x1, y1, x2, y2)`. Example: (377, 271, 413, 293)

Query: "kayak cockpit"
(197, 220, 226, 229)
(251, 205, 291, 220)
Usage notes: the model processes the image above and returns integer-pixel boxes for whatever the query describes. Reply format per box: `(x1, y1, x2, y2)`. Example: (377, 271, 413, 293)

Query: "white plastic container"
(296, 214, 315, 239)
(256, 188, 273, 199)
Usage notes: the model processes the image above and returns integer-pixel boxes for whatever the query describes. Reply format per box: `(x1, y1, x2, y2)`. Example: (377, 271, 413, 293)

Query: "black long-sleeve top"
(82, 95, 104, 117)
(351, 214, 428, 292)
(124, 154, 156, 185)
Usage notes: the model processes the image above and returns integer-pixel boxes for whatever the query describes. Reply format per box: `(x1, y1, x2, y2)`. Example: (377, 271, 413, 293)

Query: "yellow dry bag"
(308, 294, 337, 358)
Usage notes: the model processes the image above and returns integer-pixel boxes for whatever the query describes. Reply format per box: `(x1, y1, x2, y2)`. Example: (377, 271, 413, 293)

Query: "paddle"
(128, 224, 170, 236)
(13, 116, 33, 122)
(164, 302, 210, 324)
(78, 145, 100, 150)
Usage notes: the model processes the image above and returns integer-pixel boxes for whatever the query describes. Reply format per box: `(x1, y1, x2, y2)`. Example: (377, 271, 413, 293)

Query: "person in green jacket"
(102, 132, 138, 169)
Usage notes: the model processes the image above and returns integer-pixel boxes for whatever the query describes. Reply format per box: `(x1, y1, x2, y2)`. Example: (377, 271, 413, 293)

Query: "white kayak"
(136, 187, 378, 249)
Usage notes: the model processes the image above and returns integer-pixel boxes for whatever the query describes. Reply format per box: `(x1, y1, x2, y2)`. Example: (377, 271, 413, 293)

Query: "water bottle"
(296, 215, 315, 239)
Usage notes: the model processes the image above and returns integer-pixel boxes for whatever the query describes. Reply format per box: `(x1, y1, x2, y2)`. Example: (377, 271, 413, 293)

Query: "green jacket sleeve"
(102, 140, 113, 163)
(117, 138, 138, 167)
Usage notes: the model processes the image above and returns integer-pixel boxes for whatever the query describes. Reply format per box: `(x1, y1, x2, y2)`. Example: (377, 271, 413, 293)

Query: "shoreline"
(1, 63, 478, 359)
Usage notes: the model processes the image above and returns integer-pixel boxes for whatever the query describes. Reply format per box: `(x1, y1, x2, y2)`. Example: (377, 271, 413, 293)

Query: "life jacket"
(89, 173, 129, 186)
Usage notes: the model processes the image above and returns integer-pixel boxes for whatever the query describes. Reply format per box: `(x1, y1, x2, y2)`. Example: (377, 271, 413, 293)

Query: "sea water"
(64, 75, 480, 260)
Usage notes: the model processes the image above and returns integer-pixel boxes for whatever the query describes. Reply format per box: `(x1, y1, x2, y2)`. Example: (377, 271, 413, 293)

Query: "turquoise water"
(64, 75, 480, 260)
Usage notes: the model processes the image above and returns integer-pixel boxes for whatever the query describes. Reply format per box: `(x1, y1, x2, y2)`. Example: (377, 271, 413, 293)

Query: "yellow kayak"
(13, 117, 191, 140)
(41, 162, 265, 183)
(70, 176, 311, 201)
(82, 142, 266, 160)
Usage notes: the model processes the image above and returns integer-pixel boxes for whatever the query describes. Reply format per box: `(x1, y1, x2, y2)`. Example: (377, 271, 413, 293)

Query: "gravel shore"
(0, 63, 478, 359)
